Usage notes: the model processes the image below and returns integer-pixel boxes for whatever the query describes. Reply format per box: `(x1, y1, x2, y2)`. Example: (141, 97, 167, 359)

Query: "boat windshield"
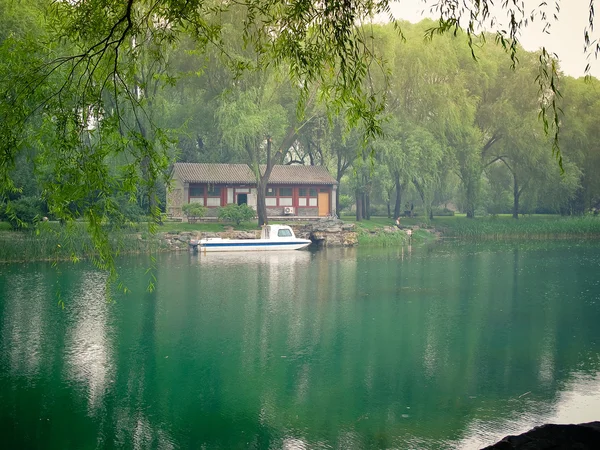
(277, 228, 293, 237)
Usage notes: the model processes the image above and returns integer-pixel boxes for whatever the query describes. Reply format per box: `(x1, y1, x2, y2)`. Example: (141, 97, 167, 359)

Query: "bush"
(431, 207, 455, 217)
(338, 194, 353, 213)
(218, 204, 256, 225)
(2, 196, 46, 229)
(104, 195, 145, 227)
(182, 203, 207, 219)
(369, 204, 389, 217)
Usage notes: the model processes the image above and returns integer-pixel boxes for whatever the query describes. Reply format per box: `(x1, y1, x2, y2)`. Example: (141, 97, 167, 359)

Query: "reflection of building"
(168, 163, 337, 219)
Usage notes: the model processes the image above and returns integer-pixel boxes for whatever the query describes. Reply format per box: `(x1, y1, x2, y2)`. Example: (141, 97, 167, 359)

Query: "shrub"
(431, 207, 455, 217)
(182, 203, 207, 218)
(104, 195, 145, 227)
(369, 204, 389, 217)
(2, 196, 46, 229)
(218, 204, 256, 225)
(338, 194, 353, 213)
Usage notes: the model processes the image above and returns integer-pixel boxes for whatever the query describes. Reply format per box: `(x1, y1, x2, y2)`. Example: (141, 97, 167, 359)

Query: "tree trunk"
(394, 173, 402, 219)
(365, 192, 370, 220)
(256, 179, 268, 226)
(253, 137, 278, 227)
(336, 176, 342, 216)
(512, 174, 520, 219)
(387, 202, 391, 218)
(465, 179, 476, 219)
(355, 190, 363, 221)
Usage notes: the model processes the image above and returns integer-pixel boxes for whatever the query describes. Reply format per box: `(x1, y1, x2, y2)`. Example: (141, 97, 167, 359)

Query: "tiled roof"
(172, 163, 337, 185)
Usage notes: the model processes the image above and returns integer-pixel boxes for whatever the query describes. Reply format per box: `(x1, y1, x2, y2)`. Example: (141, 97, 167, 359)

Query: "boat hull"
(198, 238, 311, 252)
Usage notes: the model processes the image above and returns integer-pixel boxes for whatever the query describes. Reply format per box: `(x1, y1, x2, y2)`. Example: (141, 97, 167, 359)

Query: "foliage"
(1, 0, 599, 279)
(0, 223, 170, 263)
(181, 203, 207, 218)
(157, 221, 259, 233)
(338, 195, 353, 213)
(431, 207, 455, 217)
(1, 196, 46, 229)
(433, 216, 600, 240)
(218, 204, 256, 225)
(357, 229, 409, 247)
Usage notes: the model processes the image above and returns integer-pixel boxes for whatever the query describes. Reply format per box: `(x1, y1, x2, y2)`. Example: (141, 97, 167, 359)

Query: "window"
(190, 186, 204, 197)
(320, 188, 329, 193)
(207, 186, 220, 196)
(277, 228, 293, 237)
(279, 187, 292, 196)
(298, 187, 317, 207)
(266, 188, 276, 197)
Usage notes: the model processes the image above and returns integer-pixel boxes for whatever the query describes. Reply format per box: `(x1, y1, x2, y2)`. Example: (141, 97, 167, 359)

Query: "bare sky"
(387, 0, 598, 78)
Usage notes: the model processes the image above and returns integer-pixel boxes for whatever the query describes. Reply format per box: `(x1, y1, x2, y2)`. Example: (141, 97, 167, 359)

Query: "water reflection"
(1, 241, 600, 449)
(1, 272, 48, 380)
(64, 271, 113, 414)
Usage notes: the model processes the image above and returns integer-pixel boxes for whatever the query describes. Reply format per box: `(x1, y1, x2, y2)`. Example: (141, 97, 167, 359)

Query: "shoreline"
(1, 216, 599, 263)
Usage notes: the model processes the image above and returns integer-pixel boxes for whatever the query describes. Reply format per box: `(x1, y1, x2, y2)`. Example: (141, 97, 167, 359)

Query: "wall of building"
(166, 177, 185, 218)
(169, 179, 334, 220)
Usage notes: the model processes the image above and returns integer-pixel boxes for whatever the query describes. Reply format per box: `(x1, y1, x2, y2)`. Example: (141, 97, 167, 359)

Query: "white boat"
(196, 225, 311, 252)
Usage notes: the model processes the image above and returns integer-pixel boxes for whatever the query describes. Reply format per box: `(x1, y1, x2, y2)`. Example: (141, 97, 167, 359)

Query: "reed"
(0, 225, 169, 263)
(434, 216, 600, 240)
(357, 229, 409, 247)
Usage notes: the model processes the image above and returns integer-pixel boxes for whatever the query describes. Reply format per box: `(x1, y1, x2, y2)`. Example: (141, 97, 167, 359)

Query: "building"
(167, 163, 338, 219)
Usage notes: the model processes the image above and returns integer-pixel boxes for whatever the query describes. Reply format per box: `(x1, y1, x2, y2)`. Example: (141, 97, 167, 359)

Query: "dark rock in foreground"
(483, 422, 600, 449)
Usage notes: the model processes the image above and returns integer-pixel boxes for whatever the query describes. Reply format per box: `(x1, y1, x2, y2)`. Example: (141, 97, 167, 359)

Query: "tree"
(559, 76, 600, 213)
(323, 117, 362, 215)
(1, 0, 596, 274)
(215, 79, 312, 225)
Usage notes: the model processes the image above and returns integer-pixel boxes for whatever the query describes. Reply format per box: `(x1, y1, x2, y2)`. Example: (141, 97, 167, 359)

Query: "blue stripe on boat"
(202, 241, 307, 247)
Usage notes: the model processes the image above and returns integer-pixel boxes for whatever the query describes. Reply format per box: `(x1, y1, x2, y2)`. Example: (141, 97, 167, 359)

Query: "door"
(318, 192, 329, 216)
(237, 193, 248, 205)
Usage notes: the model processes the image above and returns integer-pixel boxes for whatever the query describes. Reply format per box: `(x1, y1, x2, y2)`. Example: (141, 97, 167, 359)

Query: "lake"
(1, 241, 600, 449)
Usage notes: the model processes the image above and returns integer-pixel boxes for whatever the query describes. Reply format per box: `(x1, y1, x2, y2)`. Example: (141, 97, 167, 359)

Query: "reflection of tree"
(2, 244, 600, 449)
(65, 271, 113, 414)
(179, 243, 600, 448)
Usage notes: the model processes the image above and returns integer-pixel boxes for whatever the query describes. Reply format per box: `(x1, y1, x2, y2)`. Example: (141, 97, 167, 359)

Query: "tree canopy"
(1, 0, 599, 278)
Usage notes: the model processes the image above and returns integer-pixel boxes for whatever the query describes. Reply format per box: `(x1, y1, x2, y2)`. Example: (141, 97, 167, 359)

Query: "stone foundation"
(156, 218, 359, 249)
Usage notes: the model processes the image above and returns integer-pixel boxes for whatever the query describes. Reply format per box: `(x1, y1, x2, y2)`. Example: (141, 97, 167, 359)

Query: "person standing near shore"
(395, 217, 401, 229)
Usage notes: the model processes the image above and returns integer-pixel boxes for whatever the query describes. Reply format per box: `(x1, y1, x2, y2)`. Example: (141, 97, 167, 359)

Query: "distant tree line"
(1, 1, 599, 232)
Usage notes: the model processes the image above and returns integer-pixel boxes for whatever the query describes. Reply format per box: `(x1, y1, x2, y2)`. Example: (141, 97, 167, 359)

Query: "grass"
(422, 215, 600, 240)
(5, 214, 596, 262)
(155, 220, 260, 233)
(340, 214, 600, 242)
(0, 223, 170, 263)
(0, 218, 265, 262)
(339, 215, 433, 246)
(357, 230, 409, 246)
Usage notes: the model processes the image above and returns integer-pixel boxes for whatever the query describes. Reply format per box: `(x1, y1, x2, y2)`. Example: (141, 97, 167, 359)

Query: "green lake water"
(1, 241, 600, 449)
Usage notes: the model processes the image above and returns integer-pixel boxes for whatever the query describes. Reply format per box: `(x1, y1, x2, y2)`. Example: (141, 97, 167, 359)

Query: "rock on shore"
(157, 218, 360, 250)
(483, 422, 600, 449)
(291, 218, 358, 247)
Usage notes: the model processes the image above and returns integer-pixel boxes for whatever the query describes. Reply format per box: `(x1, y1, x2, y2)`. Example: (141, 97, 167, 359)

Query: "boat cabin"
(261, 225, 296, 240)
